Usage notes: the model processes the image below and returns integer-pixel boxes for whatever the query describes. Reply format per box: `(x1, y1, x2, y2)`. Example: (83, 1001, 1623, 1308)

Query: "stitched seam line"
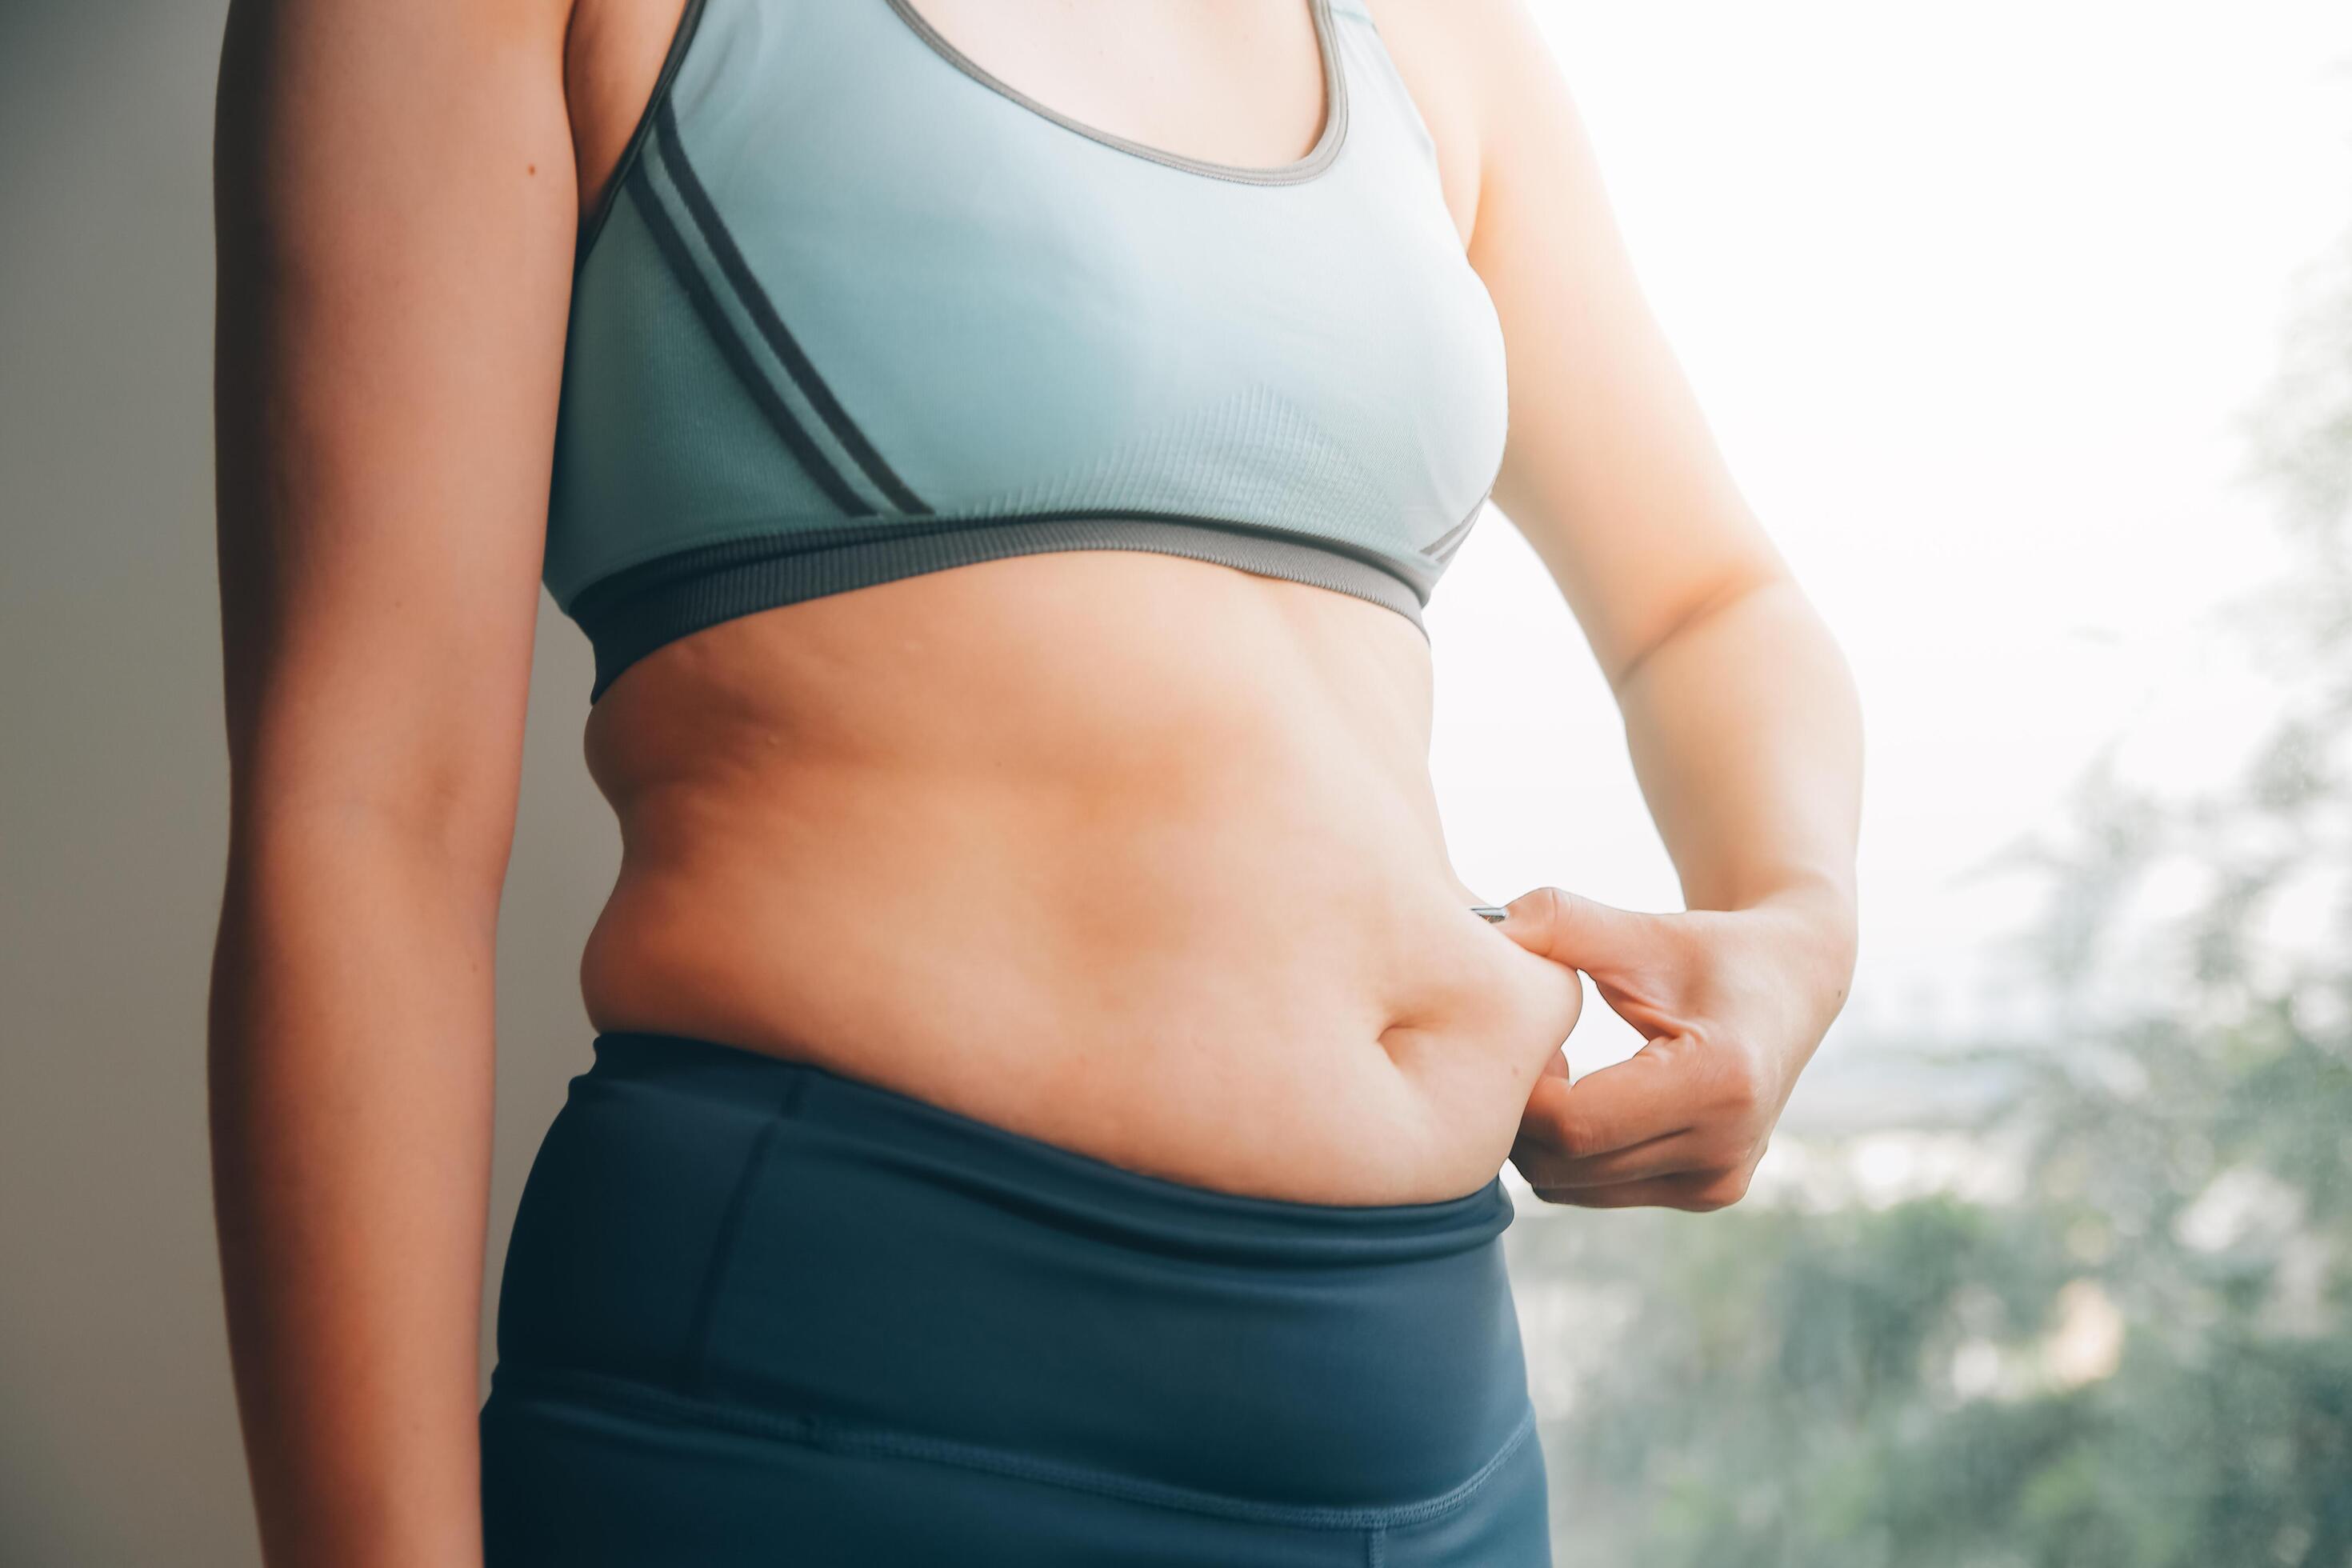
(876, 0, 1350, 188)
(672, 1074, 807, 1394)
(575, 0, 708, 269)
(493, 1362, 1534, 1532)
(1421, 488, 1490, 564)
(652, 101, 930, 514)
(625, 165, 873, 518)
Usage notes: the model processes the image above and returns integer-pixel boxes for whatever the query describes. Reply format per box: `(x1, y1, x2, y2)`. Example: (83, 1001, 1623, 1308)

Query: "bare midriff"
(578, 551, 1584, 1206)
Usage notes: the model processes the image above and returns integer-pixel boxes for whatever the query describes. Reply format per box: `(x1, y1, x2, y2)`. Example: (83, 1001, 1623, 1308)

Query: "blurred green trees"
(1513, 240, 2352, 1567)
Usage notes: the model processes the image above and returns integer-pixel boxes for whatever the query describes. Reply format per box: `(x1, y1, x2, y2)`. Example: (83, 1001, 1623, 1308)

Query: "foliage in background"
(1511, 236, 2352, 1568)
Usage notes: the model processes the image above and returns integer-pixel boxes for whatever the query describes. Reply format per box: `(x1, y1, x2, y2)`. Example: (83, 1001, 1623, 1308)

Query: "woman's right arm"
(208, 2, 577, 1562)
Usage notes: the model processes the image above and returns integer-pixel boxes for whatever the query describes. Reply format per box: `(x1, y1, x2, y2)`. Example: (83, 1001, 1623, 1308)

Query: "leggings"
(480, 1032, 1552, 1566)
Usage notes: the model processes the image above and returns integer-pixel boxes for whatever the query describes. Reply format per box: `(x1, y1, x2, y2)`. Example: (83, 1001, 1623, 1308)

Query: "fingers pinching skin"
(1521, 1041, 1695, 1158)
(1510, 1028, 1777, 1210)
(1514, 1128, 1710, 1190)
(1493, 886, 1694, 1039)
(1486, 883, 1815, 1213)
(1493, 886, 1655, 974)
(1538, 1167, 1758, 1213)
(1493, 890, 1798, 1213)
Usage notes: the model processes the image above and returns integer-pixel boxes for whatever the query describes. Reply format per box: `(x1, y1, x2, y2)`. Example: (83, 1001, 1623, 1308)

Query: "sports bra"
(546, 0, 1509, 701)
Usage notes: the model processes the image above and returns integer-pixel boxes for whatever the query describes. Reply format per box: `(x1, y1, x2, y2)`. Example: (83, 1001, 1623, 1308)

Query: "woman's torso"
(558, 0, 1582, 1206)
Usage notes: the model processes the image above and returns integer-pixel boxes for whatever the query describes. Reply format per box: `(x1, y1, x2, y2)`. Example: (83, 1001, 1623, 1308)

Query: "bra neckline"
(878, 0, 1350, 187)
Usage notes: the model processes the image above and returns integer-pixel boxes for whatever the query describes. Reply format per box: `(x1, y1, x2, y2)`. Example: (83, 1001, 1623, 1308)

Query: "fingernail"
(1470, 905, 1510, 923)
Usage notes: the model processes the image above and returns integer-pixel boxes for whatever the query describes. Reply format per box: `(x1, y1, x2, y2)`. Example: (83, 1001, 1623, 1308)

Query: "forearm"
(208, 816, 498, 1568)
(1614, 573, 1863, 974)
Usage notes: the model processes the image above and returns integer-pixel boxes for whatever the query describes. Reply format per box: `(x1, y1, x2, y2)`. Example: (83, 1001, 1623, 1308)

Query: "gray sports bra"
(547, 0, 1508, 700)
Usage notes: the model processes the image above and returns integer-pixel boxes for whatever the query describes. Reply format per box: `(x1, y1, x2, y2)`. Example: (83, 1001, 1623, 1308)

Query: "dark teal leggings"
(481, 1033, 1552, 1565)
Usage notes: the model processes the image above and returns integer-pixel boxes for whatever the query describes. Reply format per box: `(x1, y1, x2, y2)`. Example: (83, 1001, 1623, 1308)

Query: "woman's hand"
(1494, 884, 1854, 1211)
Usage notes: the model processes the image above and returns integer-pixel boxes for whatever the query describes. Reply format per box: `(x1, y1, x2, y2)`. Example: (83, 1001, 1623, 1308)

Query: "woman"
(206, 0, 1861, 1562)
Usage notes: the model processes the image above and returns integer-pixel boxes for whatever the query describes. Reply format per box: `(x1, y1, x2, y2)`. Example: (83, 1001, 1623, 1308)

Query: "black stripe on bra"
(654, 102, 932, 516)
(626, 165, 876, 518)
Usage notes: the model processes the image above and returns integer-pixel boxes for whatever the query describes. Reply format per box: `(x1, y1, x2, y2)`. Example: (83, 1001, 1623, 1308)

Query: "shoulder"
(1354, 0, 1574, 247)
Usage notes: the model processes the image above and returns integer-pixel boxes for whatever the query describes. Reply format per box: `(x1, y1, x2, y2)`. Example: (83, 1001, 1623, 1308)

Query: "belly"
(576, 550, 1584, 1205)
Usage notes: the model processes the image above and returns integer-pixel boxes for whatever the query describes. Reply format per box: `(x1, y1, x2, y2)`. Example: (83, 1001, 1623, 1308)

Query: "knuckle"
(1721, 1074, 1763, 1119)
(1695, 1171, 1753, 1211)
(1710, 1042, 1772, 1115)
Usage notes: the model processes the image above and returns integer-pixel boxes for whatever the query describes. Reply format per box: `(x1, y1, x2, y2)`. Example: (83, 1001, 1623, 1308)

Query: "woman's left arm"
(1450, 0, 1864, 1210)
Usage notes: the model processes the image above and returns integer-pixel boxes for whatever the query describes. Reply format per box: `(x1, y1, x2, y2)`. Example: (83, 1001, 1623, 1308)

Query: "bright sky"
(1425, 2, 2352, 1078)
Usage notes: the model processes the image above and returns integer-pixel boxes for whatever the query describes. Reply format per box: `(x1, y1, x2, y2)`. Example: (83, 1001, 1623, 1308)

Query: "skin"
(207, 1, 1861, 1562)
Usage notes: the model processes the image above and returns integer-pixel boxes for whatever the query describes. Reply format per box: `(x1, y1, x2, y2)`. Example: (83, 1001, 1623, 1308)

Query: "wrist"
(1742, 876, 1859, 1005)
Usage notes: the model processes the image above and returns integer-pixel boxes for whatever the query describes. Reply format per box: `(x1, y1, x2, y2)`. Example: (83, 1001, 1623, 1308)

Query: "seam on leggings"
(491, 1362, 1536, 1532)
(673, 1073, 808, 1396)
(1366, 1522, 1388, 1567)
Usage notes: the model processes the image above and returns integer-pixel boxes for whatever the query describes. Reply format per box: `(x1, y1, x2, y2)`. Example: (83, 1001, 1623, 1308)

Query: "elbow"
(1604, 559, 1794, 696)
(222, 769, 521, 918)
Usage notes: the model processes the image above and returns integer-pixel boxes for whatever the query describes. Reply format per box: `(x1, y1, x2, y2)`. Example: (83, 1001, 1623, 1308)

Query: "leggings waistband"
(490, 1030, 1537, 1514)
(581, 1030, 1514, 1262)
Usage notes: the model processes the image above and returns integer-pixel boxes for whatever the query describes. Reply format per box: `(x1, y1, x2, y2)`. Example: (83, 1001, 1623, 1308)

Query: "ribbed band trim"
(572, 517, 1432, 702)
